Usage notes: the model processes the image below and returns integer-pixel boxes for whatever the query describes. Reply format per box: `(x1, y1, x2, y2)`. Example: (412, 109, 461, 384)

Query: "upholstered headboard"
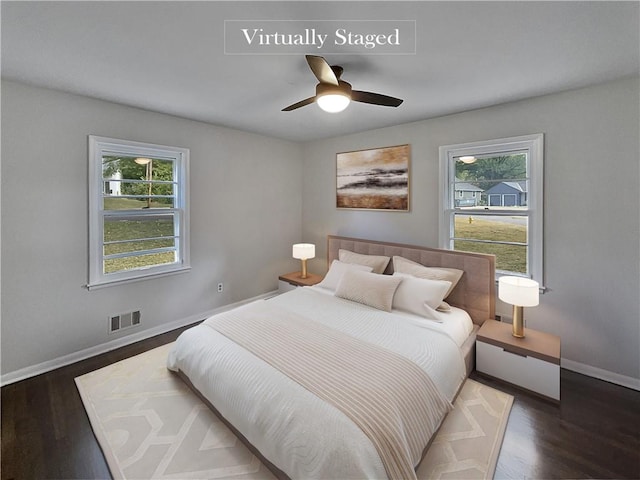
(327, 235, 496, 325)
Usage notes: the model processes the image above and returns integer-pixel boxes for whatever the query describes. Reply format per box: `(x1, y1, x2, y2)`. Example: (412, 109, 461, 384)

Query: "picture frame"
(336, 144, 410, 211)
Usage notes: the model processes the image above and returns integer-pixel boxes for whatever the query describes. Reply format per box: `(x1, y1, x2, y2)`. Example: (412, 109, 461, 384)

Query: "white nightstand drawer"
(477, 340, 560, 400)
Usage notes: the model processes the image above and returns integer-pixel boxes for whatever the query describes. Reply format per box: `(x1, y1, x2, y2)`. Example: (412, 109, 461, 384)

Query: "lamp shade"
(292, 243, 315, 260)
(498, 276, 539, 307)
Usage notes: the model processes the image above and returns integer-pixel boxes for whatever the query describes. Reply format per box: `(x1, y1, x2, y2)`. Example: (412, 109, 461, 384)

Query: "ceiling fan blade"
(282, 96, 316, 112)
(352, 90, 403, 107)
(306, 55, 339, 86)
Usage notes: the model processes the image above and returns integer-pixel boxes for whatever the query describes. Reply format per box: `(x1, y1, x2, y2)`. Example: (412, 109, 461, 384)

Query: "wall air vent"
(109, 310, 141, 334)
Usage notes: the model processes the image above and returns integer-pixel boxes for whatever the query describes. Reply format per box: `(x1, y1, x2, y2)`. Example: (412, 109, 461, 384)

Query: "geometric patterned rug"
(76, 342, 512, 480)
(416, 377, 513, 479)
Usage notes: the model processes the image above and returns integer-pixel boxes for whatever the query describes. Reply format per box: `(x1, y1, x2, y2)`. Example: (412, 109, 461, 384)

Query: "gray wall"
(3, 77, 639, 387)
(301, 76, 640, 384)
(1, 81, 303, 377)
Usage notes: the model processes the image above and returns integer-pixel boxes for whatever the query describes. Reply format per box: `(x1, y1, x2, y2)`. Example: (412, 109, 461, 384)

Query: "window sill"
(86, 266, 191, 291)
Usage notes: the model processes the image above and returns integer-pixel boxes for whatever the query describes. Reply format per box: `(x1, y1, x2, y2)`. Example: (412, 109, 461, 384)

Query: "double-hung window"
(88, 136, 190, 289)
(439, 134, 544, 284)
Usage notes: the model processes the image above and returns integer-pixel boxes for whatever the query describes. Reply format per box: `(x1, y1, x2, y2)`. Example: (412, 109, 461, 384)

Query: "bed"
(167, 235, 495, 479)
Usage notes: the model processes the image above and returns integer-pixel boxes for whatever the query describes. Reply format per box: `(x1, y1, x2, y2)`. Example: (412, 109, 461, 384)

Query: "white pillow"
(392, 256, 463, 298)
(338, 249, 391, 274)
(437, 301, 452, 312)
(316, 260, 373, 292)
(392, 273, 452, 321)
(335, 269, 402, 312)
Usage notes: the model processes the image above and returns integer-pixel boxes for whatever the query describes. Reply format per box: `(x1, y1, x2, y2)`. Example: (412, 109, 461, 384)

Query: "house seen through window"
(439, 134, 543, 283)
(88, 136, 190, 288)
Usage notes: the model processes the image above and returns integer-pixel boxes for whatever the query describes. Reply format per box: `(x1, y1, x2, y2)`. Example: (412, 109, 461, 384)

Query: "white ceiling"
(2, 1, 638, 143)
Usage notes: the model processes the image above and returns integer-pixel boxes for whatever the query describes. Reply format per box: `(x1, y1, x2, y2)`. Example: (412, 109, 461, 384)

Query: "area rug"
(76, 342, 513, 480)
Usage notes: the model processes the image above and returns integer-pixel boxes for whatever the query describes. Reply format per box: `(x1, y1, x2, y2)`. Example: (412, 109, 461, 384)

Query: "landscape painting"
(336, 144, 410, 211)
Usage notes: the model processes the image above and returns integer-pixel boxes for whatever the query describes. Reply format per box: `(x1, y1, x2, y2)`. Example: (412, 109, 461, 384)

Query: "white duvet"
(167, 287, 467, 479)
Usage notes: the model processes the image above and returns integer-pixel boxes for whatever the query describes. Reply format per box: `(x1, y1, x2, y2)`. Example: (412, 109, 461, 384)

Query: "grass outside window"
(103, 217, 176, 273)
(454, 216, 527, 273)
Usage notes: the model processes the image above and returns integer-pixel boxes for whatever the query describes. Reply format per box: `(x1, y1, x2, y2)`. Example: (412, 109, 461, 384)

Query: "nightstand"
(278, 271, 323, 293)
(476, 319, 561, 401)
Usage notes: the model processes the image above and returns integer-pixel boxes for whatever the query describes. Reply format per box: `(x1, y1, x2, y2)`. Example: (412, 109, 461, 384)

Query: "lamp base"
(300, 259, 308, 279)
(512, 305, 525, 338)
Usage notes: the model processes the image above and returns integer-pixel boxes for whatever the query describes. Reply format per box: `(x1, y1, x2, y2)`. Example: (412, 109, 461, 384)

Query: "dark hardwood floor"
(2, 326, 639, 480)
(470, 371, 640, 479)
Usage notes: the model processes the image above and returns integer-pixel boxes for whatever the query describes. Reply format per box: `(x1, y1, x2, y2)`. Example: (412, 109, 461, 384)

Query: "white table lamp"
(292, 243, 315, 279)
(498, 276, 539, 338)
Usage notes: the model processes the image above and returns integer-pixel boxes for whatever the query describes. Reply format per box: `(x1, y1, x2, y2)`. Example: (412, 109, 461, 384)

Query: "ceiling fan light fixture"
(317, 93, 351, 113)
(282, 55, 403, 113)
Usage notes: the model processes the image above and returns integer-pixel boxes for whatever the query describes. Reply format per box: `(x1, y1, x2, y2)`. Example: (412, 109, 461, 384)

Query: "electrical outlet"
(217, 283, 224, 293)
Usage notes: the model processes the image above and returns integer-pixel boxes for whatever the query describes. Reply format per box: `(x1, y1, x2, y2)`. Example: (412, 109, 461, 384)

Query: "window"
(439, 134, 543, 284)
(88, 136, 190, 289)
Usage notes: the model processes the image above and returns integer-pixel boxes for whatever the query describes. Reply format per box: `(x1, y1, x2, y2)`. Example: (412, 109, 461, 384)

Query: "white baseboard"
(561, 358, 640, 391)
(1, 291, 277, 387)
(4, 294, 638, 393)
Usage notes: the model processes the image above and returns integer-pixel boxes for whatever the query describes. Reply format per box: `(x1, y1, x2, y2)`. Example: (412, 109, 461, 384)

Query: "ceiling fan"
(282, 55, 403, 113)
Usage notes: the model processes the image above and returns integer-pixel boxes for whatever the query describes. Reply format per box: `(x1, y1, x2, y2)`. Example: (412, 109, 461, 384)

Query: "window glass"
(453, 214, 528, 273)
(104, 252, 176, 274)
(102, 156, 176, 210)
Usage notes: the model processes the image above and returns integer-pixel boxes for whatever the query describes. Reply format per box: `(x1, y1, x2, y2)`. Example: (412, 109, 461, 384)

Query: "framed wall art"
(336, 144, 410, 211)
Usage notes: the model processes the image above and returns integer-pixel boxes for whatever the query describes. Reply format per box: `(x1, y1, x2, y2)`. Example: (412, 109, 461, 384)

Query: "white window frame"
(88, 136, 190, 289)
(439, 134, 544, 285)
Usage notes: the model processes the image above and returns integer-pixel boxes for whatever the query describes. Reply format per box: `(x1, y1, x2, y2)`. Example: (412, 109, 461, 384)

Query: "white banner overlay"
(225, 20, 416, 55)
